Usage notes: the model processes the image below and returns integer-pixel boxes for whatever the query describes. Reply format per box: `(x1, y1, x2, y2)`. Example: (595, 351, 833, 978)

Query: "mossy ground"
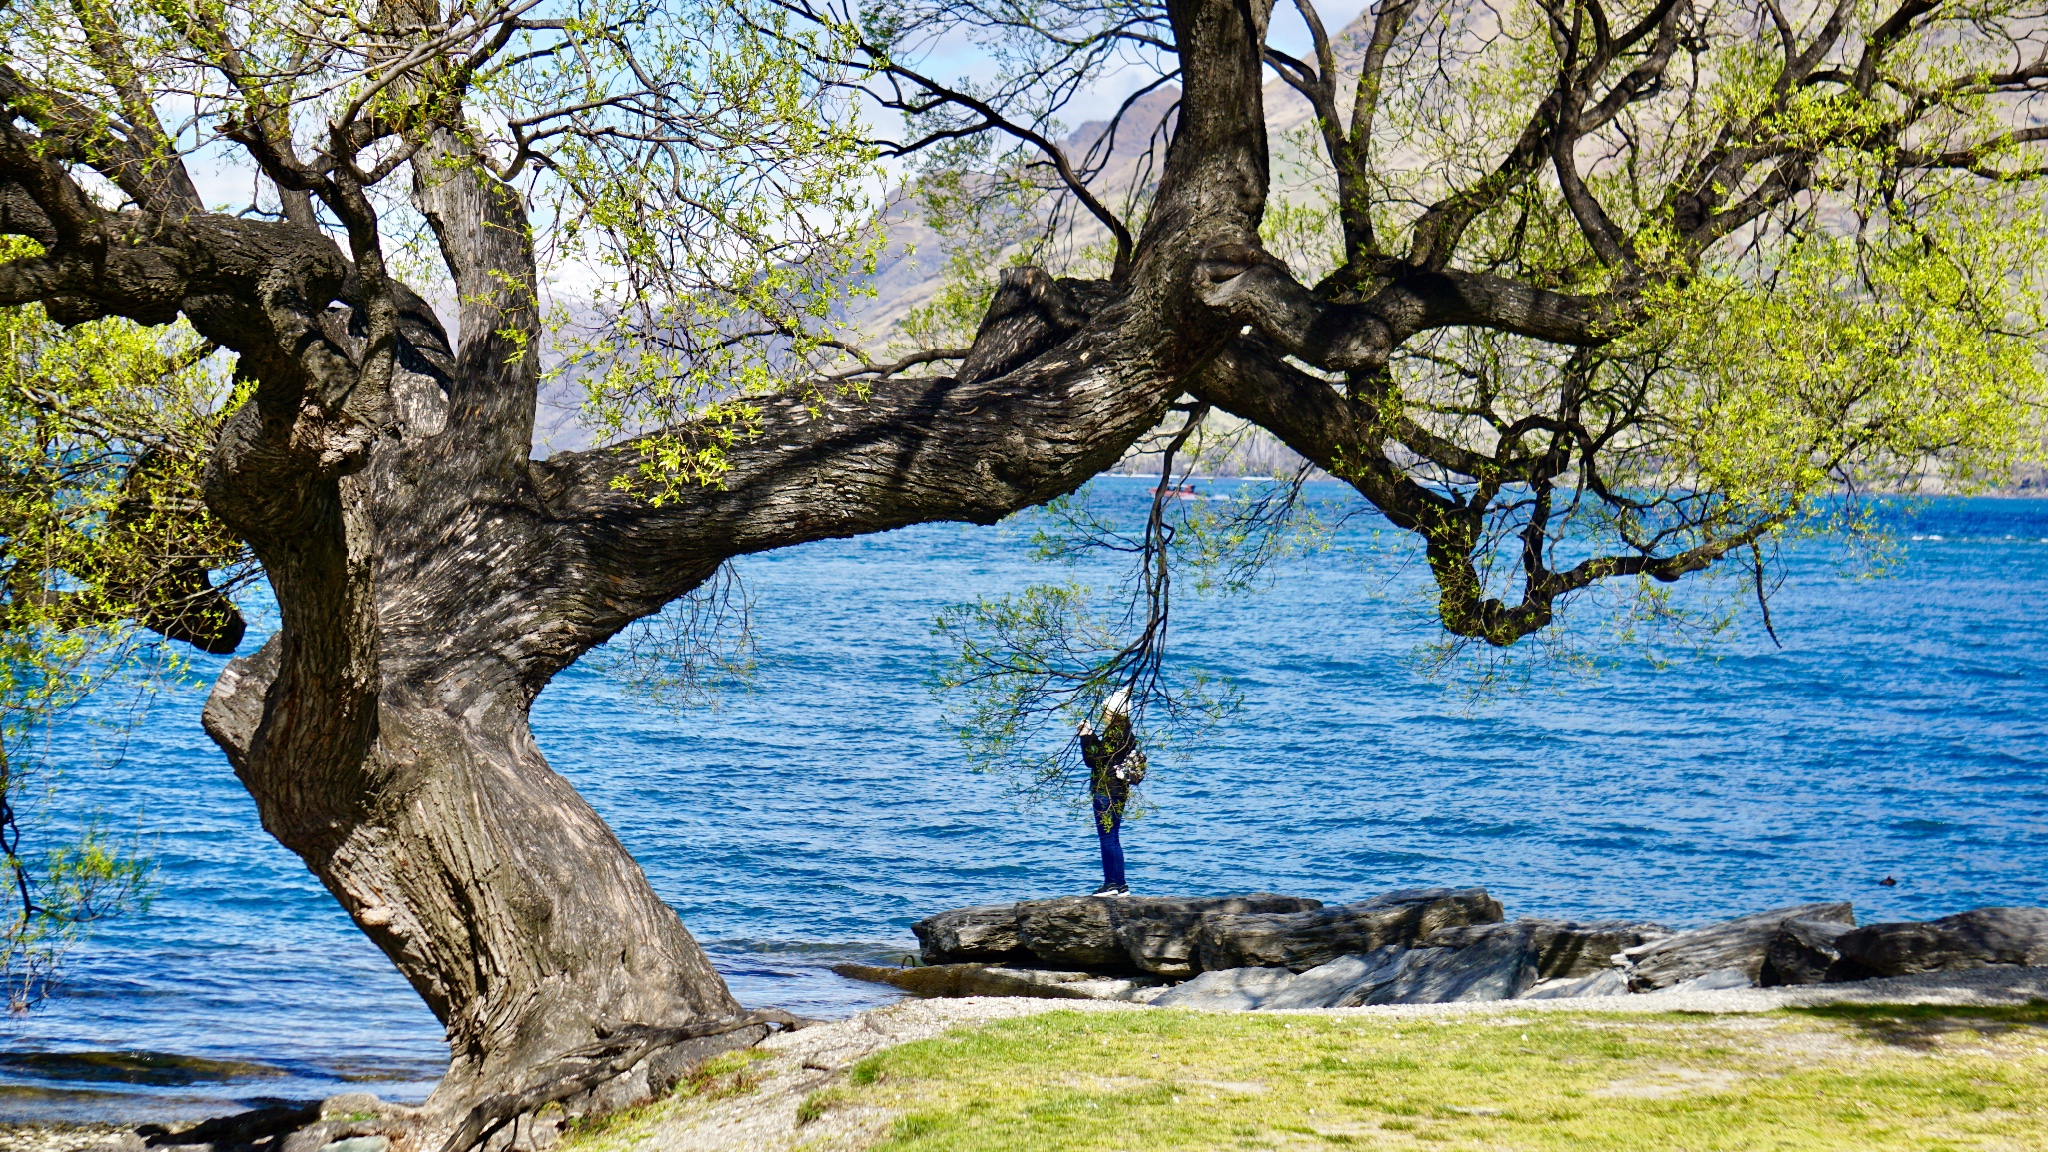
(555, 1048, 776, 1152)
(819, 1002, 2048, 1151)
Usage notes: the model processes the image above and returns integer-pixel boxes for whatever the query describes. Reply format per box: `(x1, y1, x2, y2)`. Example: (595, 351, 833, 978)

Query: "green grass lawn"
(813, 1002, 2048, 1151)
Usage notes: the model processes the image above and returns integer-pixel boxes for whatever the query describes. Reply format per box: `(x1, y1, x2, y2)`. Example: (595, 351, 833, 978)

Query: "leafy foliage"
(3, 0, 888, 491)
(518, 0, 889, 496)
(0, 245, 245, 1006)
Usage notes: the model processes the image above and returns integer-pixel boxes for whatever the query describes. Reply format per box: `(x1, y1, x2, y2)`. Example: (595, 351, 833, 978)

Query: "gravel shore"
(0, 1125, 130, 1152)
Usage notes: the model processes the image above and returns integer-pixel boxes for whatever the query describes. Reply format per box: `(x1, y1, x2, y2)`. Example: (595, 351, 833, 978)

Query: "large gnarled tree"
(0, 0, 2042, 1141)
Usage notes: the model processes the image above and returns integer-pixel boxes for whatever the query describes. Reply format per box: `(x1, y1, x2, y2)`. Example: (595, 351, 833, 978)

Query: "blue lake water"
(1, 478, 2044, 1121)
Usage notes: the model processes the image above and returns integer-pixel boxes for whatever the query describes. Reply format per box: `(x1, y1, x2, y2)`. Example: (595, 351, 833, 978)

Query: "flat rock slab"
(1365, 932, 1539, 1005)
(1651, 967, 1755, 994)
(1015, 893, 1322, 973)
(833, 962, 1170, 1003)
(1833, 907, 2048, 979)
(1520, 969, 1631, 999)
(911, 904, 1030, 965)
(1148, 967, 1299, 1010)
(1259, 948, 1408, 1009)
(913, 893, 1322, 972)
(1160, 934, 1543, 1011)
(1195, 888, 1504, 972)
(1621, 902, 1853, 990)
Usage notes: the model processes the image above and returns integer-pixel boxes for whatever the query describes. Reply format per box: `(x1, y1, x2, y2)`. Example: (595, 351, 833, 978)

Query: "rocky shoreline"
(9, 890, 2041, 1147)
(834, 888, 2048, 1011)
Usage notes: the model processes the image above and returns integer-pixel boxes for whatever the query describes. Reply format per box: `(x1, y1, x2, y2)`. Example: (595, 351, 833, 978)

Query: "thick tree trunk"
(190, 255, 1193, 1133)
(195, 162, 777, 1118)
(204, 639, 751, 1117)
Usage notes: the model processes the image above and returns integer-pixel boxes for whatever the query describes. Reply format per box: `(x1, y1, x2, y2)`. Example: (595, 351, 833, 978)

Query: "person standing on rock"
(1078, 688, 1147, 896)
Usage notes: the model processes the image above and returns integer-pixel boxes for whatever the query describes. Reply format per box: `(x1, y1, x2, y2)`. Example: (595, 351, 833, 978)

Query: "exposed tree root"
(438, 1009, 815, 1152)
(77, 1011, 814, 1152)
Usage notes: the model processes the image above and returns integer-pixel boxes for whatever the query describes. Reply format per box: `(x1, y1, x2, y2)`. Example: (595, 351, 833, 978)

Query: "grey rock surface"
(1621, 902, 1853, 990)
(1195, 888, 1503, 972)
(1259, 948, 1410, 1009)
(1425, 918, 1666, 979)
(912, 904, 1028, 965)
(1364, 929, 1539, 1004)
(1149, 967, 1299, 1010)
(1655, 967, 1754, 993)
(315, 1096, 384, 1122)
(1832, 907, 2048, 979)
(1012, 899, 1125, 969)
(1104, 894, 1323, 976)
(1520, 969, 1631, 999)
(832, 962, 1170, 1002)
(1761, 918, 1854, 986)
(997, 893, 1322, 972)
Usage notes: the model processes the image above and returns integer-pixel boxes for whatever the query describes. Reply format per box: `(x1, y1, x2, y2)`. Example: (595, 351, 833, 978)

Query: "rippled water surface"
(2, 481, 2044, 1120)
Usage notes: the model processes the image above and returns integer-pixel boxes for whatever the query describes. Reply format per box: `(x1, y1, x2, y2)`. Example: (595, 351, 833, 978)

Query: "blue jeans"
(1093, 791, 1126, 888)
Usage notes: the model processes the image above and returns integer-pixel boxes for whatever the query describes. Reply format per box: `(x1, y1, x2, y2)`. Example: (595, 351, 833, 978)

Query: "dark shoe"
(1091, 883, 1130, 897)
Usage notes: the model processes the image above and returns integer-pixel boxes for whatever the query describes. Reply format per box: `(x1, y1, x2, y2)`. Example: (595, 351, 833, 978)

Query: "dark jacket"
(1080, 714, 1147, 805)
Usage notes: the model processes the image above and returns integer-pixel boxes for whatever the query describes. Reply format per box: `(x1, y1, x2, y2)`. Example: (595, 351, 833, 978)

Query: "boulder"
(1831, 907, 2048, 980)
(1520, 969, 1631, 999)
(912, 904, 1028, 965)
(1425, 918, 1666, 979)
(1760, 918, 1854, 986)
(1149, 966, 1299, 1010)
(1012, 893, 1323, 973)
(1620, 902, 1853, 990)
(1258, 947, 1409, 1009)
(833, 962, 1170, 1002)
(1195, 888, 1503, 972)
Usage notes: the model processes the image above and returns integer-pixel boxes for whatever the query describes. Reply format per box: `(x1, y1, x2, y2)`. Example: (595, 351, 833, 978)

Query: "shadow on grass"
(1785, 998, 2048, 1050)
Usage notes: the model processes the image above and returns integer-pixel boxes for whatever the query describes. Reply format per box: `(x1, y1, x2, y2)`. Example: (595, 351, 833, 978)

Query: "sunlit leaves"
(1, 827, 154, 1012)
(0, 244, 241, 1005)
(919, 0, 2047, 765)
(1625, 185, 2047, 508)
(932, 576, 1235, 796)
(517, 0, 887, 498)
(4, 0, 889, 497)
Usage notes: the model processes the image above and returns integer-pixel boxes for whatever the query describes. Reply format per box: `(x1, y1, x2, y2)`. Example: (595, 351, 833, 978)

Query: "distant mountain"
(842, 41, 1362, 340)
